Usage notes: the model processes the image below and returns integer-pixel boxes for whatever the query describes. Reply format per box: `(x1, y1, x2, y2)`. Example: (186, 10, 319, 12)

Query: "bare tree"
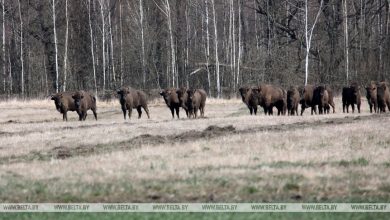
(18, 0, 24, 96)
(2, 0, 5, 93)
(211, 0, 220, 98)
(98, 0, 106, 92)
(63, 0, 69, 91)
(304, 0, 323, 85)
(88, 0, 97, 96)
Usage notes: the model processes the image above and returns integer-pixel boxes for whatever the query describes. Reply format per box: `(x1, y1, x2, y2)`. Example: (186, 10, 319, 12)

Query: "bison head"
(238, 86, 251, 101)
(176, 87, 188, 107)
(117, 88, 130, 99)
(51, 93, 64, 112)
(365, 82, 377, 100)
(72, 92, 85, 110)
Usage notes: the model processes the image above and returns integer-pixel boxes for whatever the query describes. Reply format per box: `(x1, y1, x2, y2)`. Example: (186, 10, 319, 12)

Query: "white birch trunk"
(52, 0, 59, 93)
(18, 0, 24, 96)
(211, 0, 220, 98)
(304, 0, 323, 85)
(344, 0, 349, 83)
(205, 0, 211, 96)
(88, 0, 97, 96)
(139, 0, 146, 88)
(165, 0, 176, 87)
(237, 0, 242, 87)
(2, 0, 5, 92)
(63, 0, 69, 91)
(108, 8, 116, 83)
(99, 0, 106, 91)
(120, 0, 123, 86)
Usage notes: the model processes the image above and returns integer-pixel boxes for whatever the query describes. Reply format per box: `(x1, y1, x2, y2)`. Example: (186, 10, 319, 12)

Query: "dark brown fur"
(313, 86, 329, 114)
(117, 87, 150, 120)
(239, 86, 259, 115)
(160, 88, 181, 118)
(252, 84, 286, 115)
(186, 89, 207, 118)
(287, 86, 300, 116)
(300, 84, 316, 115)
(51, 92, 77, 121)
(72, 91, 97, 121)
(376, 81, 390, 113)
(366, 81, 378, 113)
(342, 82, 361, 113)
(176, 87, 189, 117)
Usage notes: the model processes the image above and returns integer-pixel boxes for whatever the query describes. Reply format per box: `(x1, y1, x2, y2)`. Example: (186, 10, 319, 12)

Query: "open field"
(0, 97, 390, 204)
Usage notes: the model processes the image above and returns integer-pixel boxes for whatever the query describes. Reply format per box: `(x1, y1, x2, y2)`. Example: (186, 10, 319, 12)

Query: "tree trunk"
(18, 0, 24, 96)
(99, 0, 106, 92)
(211, 0, 220, 98)
(52, 0, 59, 93)
(139, 0, 146, 88)
(63, 0, 69, 91)
(88, 0, 97, 96)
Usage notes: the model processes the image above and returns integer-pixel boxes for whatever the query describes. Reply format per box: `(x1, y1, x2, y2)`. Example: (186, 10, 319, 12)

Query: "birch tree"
(63, 0, 69, 91)
(139, 0, 146, 88)
(344, 0, 349, 83)
(88, 0, 97, 96)
(211, 0, 220, 98)
(204, 0, 211, 95)
(98, 0, 106, 91)
(52, 0, 59, 93)
(18, 0, 24, 96)
(2, 0, 5, 92)
(304, 0, 323, 85)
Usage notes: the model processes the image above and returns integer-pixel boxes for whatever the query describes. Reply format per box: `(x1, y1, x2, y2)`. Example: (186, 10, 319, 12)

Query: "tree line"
(0, 0, 389, 99)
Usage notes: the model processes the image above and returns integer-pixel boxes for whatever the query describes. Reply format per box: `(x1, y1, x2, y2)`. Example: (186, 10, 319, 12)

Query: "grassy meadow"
(0, 97, 389, 219)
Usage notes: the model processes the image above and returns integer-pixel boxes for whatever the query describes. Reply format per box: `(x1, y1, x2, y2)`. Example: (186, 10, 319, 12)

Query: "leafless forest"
(0, 0, 389, 99)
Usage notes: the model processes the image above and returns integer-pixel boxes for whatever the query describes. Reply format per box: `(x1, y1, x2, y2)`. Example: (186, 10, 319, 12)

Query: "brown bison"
(313, 85, 329, 114)
(300, 84, 316, 115)
(287, 86, 300, 116)
(72, 91, 97, 121)
(176, 87, 190, 117)
(117, 87, 150, 120)
(51, 92, 77, 121)
(252, 84, 286, 115)
(342, 83, 361, 113)
(365, 81, 378, 113)
(325, 87, 336, 114)
(160, 88, 181, 118)
(186, 89, 207, 118)
(239, 86, 260, 115)
(376, 81, 390, 113)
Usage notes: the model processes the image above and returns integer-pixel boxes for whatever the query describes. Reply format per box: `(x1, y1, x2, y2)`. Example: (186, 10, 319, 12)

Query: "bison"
(312, 85, 329, 114)
(117, 87, 150, 120)
(325, 87, 336, 114)
(239, 86, 260, 115)
(176, 87, 190, 117)
(51, 92, 77, 121)
(72, 90, 97, 121)
(252, 84, 286, 115)
(365, 81, 378, 113)
(376, 81, 390, 113)
(186, 89, 207, 118)
(300, 84, 316, 115)
(342, 83, 361, 113)
(160, 88, 181, 118)
(287, 86, 300, 116)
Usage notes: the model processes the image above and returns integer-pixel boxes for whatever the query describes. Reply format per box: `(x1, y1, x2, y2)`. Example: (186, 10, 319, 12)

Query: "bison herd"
(239, 81, 390, 116)
(50, 81, 390, 121)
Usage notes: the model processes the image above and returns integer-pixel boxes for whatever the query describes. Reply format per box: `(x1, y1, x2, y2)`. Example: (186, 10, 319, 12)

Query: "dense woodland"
(0, 0, 389, 99)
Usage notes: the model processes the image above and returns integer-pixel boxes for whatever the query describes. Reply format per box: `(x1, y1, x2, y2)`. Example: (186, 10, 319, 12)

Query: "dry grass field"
(0, 97, 390, 204)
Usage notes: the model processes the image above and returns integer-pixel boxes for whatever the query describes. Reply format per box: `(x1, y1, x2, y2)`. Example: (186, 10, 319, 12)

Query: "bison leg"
(194, 108, 198, 118)
(63, 112, 67, 121)
(253, 107, 257, 115)
(331, 102, 335, 113)
(175, 106, 180, 119)
(143, 106, 150, 119)
(170, 107, 175, 118)
(137, 106, 142, 119)
(128, 108, 133, 119)
(83, 112, 88, 120)
(122, 106, 127, 120)
(249, 107, 253, 115)
(351, 104, 355, 113)
(300, 106, 305, 116)
(92, 108, 97, 120)
(357, 104, 361, 113)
